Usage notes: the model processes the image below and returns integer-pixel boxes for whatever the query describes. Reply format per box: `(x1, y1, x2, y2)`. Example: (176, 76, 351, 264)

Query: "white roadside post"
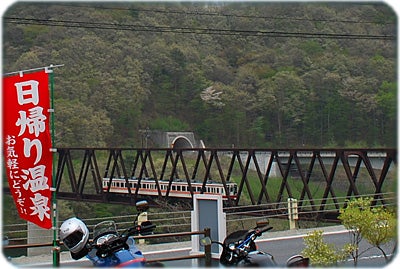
(138, 212, 148, 244)
(288, 198, 299, 230)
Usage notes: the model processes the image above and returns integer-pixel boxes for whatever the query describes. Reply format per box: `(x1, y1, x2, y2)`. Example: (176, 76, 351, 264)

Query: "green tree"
(376, 81, 397, 147)
(338, 197, 397, 265)
(150, 116, 190, 132)
(55, 99, 113, 147)
(258, 70, 308, 146)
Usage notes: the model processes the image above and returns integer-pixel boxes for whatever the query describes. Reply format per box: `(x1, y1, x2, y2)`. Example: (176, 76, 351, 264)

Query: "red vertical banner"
(3, 71, 52, 229)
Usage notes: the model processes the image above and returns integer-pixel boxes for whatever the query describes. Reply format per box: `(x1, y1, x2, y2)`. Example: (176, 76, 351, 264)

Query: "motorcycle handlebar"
(255, 226, 273, 236)
(95, 236, 127, 258)
(127, 222, 156, 236)
(137, 222, 156, 235)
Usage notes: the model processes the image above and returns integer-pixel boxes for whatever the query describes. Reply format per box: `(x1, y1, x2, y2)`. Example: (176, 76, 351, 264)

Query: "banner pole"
(48, 66, 59, 267)
(3, 64, 64, 77)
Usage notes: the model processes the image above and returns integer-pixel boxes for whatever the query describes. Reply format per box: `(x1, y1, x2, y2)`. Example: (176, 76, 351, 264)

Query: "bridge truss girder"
(4, 148, 397, 220)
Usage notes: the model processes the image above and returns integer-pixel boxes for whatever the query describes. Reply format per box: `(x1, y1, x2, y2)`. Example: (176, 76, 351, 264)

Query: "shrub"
(301, 230, 353, 266)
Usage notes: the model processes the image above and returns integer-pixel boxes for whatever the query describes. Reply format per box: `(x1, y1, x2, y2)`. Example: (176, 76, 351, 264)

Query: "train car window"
(172, 185, 176, 191)
(177, 185, 181, 191)
(232, 185, 237, 194)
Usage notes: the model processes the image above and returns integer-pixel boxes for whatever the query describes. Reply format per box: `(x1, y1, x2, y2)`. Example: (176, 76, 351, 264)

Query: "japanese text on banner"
(3, 71, 52, 229)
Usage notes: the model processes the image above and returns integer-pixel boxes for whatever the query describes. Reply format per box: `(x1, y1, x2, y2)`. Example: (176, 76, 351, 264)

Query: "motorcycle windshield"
(93, 220, 117, 239)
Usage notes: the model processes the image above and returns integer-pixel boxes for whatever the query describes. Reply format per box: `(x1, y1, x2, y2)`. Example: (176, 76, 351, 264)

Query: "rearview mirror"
(136, 200, 149, 212)
(200, 236, 212, 246)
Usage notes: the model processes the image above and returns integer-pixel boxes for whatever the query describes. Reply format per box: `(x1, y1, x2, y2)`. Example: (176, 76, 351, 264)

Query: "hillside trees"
(258, 70, 309, 145)
(55, 99, 113, 147)
(2, 2, 396, 148)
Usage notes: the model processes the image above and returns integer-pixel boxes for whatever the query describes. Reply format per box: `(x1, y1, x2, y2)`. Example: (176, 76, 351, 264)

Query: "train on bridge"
(102, 177, 238, 200)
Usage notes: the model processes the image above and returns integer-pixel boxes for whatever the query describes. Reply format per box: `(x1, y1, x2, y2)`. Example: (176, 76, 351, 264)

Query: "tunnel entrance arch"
(172, 136, 194, 149)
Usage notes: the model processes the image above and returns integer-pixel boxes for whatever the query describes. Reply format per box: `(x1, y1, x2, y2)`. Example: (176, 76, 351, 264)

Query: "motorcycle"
(61, 200, 156, 267)
(201, 220, 309, 267)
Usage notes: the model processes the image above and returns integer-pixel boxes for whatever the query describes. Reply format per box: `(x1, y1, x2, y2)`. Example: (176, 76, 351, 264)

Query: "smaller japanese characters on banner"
(3, 71, 53, 229)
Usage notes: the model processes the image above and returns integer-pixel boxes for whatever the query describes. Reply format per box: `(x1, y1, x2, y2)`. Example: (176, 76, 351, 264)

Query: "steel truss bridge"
(4, 148, 397, 220)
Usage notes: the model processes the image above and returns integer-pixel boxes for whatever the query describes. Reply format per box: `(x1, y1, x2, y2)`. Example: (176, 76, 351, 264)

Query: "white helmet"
(60, 217, 89, 254)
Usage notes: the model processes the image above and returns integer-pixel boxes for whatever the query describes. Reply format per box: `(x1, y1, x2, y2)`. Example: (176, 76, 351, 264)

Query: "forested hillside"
(3, 2, 397, 148)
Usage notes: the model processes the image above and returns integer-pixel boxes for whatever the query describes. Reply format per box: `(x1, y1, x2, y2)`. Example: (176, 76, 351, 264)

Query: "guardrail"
(3, 228, 212, 267)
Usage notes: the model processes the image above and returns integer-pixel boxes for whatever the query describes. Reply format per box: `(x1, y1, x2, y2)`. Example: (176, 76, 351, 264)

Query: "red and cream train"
(102, 177, 238, 200)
